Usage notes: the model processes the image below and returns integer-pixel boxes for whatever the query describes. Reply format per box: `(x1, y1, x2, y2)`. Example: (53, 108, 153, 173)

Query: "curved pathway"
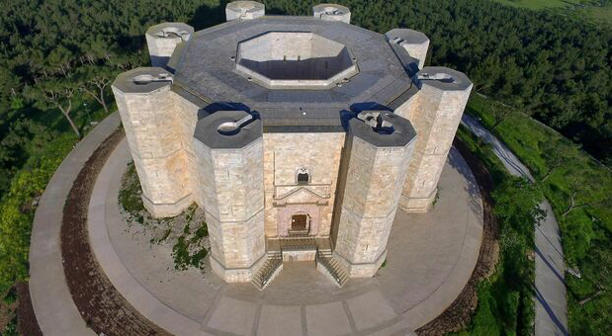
(87, 140, 483, 336)
(462, 114, 569, 336)
(28, 112, 120, 336)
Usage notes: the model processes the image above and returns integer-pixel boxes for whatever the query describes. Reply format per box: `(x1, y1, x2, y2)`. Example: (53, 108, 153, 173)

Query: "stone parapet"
(145, 22, 193, 68)
(112, 67, 192, 217)
(313, 3, 351, 24)
(385, 28, 430, 70)
(333, 112, 416, 277)
(396, 66, 473, 213)
(225, 1, 265, 21)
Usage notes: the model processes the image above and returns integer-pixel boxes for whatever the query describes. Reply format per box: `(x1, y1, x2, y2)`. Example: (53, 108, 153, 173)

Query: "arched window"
(297, 168, 309, 185)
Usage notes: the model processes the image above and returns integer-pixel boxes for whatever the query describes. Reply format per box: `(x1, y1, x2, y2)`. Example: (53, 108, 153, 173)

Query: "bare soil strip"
(16, 282, 43, 336)
(60, 129, 171, 336)
(416, 139, 500, 335)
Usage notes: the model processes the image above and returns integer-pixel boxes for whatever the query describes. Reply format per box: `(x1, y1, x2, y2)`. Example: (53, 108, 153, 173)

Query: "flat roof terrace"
(170, 16, 417, 131)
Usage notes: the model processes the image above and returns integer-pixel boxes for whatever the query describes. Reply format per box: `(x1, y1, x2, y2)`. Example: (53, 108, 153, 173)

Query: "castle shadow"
(448, 146, 483, 215)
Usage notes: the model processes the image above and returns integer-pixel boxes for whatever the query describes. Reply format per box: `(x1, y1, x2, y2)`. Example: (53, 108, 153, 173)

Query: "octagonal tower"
(225, 1, 265, 21)
(333, 111, 416, 277)
(192, 111, 265, 282)
(396, 67, 473, 213)
(313, 3, 351, 24)
(112, 68, 193, 217)
(145, 22, 194, 69)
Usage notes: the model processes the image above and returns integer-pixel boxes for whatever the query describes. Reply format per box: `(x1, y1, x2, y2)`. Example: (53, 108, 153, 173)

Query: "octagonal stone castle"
(112, 2, 472, 289)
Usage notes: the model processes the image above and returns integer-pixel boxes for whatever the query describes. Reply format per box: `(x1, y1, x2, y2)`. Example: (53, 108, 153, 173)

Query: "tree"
(26, 81, 81, 138)
(539, 139, 581, 182)
(490, 101, 513, 131)
(562, 173, 611, 218)
(77, 65, 114, 115)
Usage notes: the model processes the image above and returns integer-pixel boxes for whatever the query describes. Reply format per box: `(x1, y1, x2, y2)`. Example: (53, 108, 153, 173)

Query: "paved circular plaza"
(84, 138, 483, 336)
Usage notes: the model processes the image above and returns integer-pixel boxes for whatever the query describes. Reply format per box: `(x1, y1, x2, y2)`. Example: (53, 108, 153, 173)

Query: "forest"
(0, 0, 610, 198)
(0, 0, 609, 335)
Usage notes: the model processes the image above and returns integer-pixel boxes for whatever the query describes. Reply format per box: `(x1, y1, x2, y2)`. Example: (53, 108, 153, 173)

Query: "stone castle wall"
(395, 67, 473, 213)
(112, 69, 193, 218)
(263, 132, 345, 238)
(193, 136, 266, 282)
(333, 116, 415, 277)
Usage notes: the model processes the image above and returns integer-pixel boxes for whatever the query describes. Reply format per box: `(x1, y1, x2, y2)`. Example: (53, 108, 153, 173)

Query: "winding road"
(462, 114, 569, 336)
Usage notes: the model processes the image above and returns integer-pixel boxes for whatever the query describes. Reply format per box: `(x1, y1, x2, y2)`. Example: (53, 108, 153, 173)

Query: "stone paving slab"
(29, 112, 120, 336)
(207, 296, 258, 335)
(257, 305, 303, 336)
(347, 290, 397, 331)
(305, 302, 353, 336)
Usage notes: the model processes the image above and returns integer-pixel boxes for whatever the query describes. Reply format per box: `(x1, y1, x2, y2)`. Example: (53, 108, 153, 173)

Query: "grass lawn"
(466, 93, 612, 335)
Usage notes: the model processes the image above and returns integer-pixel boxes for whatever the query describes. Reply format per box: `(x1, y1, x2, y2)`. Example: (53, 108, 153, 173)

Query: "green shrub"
(118, 162, 145, 214)
(0, 133, 76, 294)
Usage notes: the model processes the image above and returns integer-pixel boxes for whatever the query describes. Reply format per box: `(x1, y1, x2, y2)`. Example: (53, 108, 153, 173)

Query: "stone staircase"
(280, 237, 317, 251)
(252, 238, 347, 289)
(251, 250, 283, 291)
(316, 249, 349, 287)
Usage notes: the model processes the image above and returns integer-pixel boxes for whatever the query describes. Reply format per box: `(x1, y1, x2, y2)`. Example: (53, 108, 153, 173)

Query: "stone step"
(318, 249, 332, 255)
(316, 252, 349, 287)
(251, 256, 283, 290)
(280, 238, 317, 251)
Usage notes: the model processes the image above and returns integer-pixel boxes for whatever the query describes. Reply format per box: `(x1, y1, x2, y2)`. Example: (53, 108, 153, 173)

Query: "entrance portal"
(289, 214, 309, 235)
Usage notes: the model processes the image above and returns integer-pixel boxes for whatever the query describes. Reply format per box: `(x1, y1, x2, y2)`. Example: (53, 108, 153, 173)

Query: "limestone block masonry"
(396, 67, 473, 213)
(225, 1, 265, 21)
(385, 28, 430, 70)
(313, 3, 351, 24)
(192, 111, 266, 282)
(112, 68, 193, 218)
(112, 2, 473, 287)
(334, 112, 416, 277)
(262, 132, 345, 238)
(145, 22, 193, 69)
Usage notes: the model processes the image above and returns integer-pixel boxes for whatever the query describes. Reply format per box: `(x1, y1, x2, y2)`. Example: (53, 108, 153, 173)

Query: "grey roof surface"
(385, 28, 429, 45)
(146, 22, 194, 39)
(349, 112, 416, 147)
(113, 67, 172, 94)
(171, 16, 416, 129)
(194, 110, 263, 149)
(416, 66, 472, 92)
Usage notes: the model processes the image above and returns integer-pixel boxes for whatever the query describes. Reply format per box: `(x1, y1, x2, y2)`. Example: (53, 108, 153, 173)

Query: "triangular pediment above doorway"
(274, 187, 329, 206)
